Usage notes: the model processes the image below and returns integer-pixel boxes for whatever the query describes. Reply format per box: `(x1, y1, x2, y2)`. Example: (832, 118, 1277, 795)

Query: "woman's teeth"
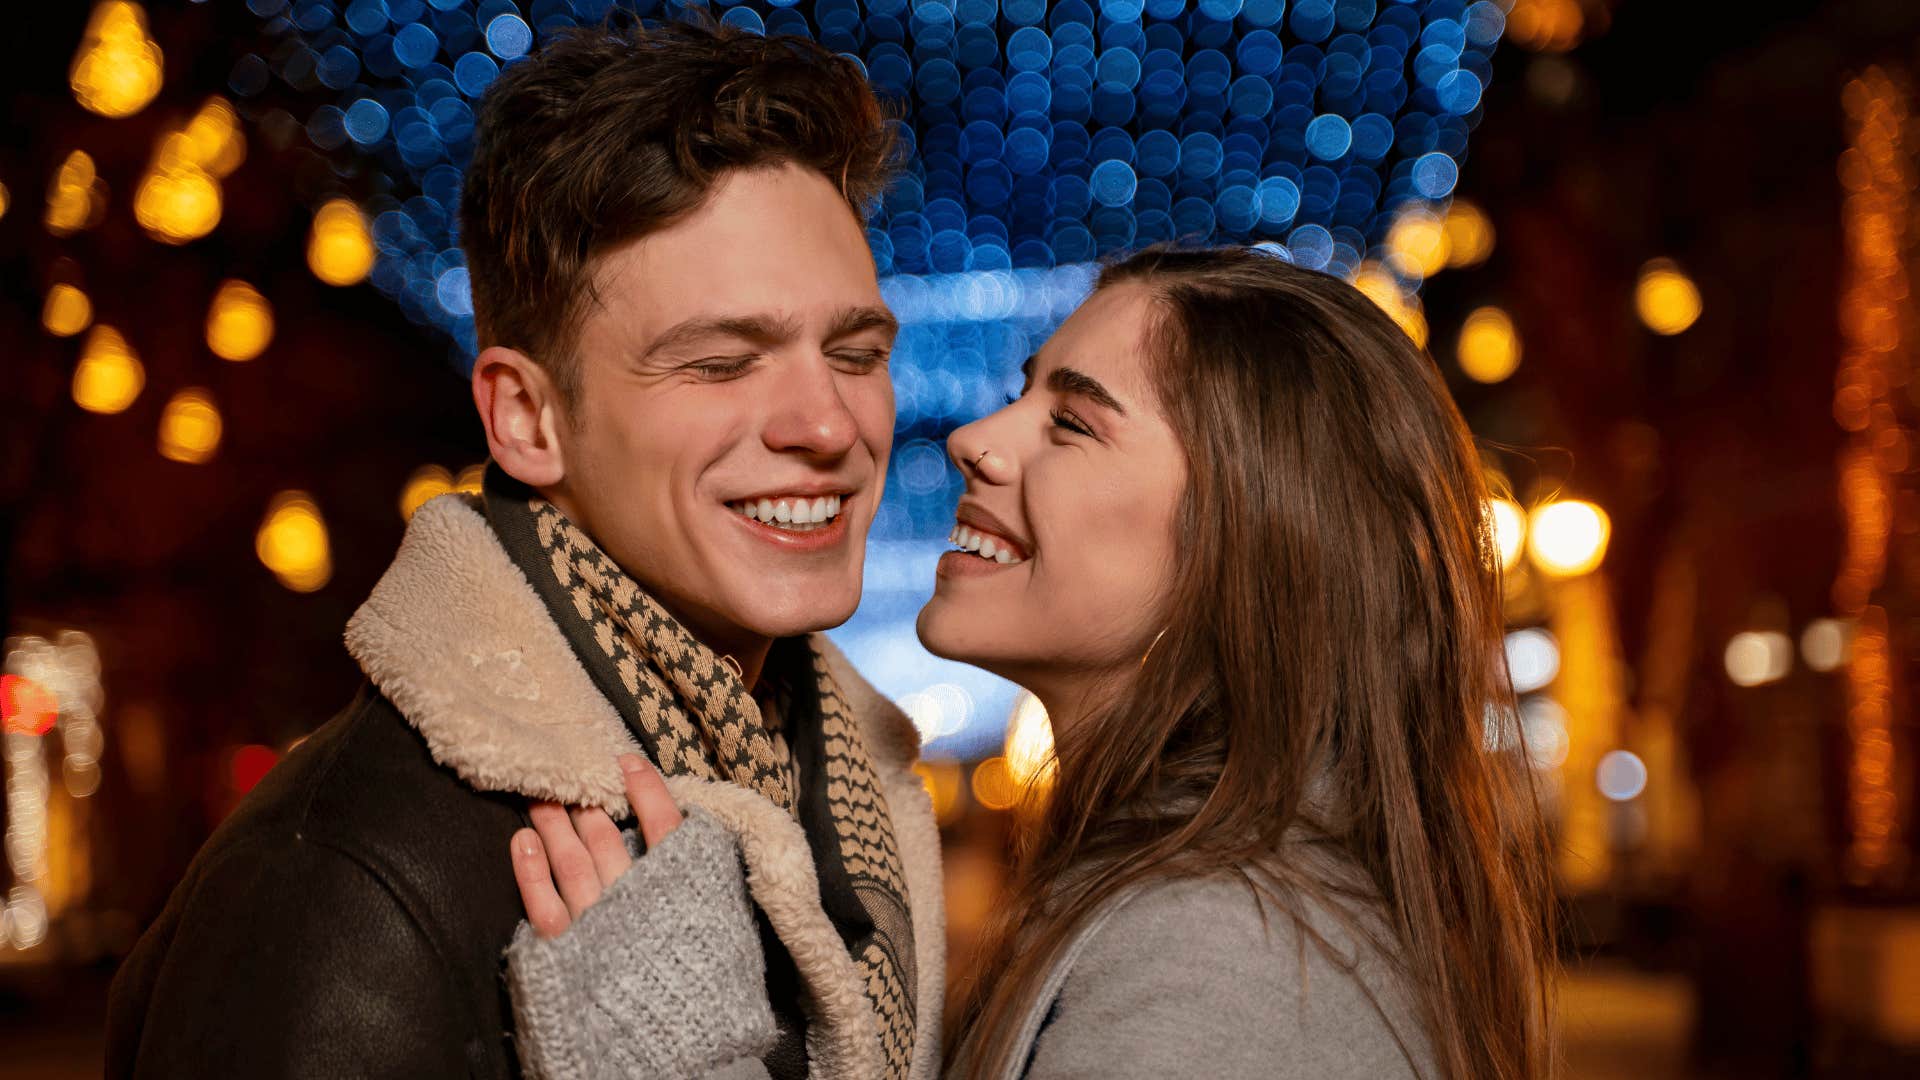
(948, 524, 1024, 564)
(730, 494, 843, 532)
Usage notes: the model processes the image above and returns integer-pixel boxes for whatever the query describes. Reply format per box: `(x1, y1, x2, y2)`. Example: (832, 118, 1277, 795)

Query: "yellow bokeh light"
(70, 1, 164, 119)
(1353, 262, 1430, 349)
(44, 150, 108, 237)
(1527, 499, 1611, 578)
(912, 759, 963, 825)
(400, 465, 454, 520)
(1386, 207, 1450, 279)
(176, 97, 246, 179)
(128, 96, 245, 246)
(134, 162, 221, 245)
(0, 180, 11, 220)
(1487, 497, 1526, 572)
(1399, 306, 1430, 349)
(455, 464, 487, 494)
(205, 279, 275, 361)
(308, 199, 375, 286)
(1004, 691, 1057, 793)
(42, 284, 94, 338)
(1443, 199, 1495, 268)
(1635, 258, 1703, 336)
(257, 492, 334, 593)
(1457, 306, 1522, 383)
(71, 325, 145, 415)
(969, 756, 1018, 812)
(157, 388, 223, 464)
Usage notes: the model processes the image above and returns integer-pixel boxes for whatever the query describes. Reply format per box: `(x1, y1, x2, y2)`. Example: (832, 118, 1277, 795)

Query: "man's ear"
(472, 346, 569, 488)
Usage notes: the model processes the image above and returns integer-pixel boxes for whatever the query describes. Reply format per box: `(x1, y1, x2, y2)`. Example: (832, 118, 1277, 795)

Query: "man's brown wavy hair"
(459, 17, 899, 400)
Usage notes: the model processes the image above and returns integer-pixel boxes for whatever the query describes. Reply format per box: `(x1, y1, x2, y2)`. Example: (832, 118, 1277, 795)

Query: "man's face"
(550, 163, 896, 647)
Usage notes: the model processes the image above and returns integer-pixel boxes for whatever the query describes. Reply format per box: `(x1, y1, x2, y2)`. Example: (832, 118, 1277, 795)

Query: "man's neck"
(700, 628, 774, 691)
(540, 483, 775, 689)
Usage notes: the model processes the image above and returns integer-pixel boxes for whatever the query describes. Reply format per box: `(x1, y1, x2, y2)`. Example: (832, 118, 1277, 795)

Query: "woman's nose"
(948, 417, 1014, 484)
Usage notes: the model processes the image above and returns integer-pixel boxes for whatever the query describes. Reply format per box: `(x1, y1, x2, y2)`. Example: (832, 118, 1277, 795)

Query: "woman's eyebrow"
(1046, 365, 1129, 416)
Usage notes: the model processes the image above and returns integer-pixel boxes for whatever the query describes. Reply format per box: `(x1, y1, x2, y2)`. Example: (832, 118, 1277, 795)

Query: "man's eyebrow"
(640, 312, 803, 361)
(825, 305, 900, 343)
(1047, 365, 1129, 416)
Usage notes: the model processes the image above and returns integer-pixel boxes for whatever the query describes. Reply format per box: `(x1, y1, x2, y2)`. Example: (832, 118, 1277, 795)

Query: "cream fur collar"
(343, 494, 944, 1080)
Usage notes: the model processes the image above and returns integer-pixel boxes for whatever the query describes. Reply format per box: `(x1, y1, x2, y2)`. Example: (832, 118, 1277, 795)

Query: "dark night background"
(5, 1, 1920, 1076)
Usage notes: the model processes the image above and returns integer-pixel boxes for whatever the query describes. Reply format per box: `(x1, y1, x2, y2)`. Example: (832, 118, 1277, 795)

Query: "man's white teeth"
(731, 494, 843, 531)
(947, 525, 1024, 565)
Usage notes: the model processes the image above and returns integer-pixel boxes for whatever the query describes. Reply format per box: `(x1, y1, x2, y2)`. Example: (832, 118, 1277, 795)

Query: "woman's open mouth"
(946, 523, 1026, 565)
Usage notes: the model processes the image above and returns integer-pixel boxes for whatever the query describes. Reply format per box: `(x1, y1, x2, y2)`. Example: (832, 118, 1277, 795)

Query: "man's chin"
(732, 588, 862, 641)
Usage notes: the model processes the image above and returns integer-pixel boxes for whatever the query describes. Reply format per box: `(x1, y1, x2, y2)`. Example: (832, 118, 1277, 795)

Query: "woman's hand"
(511, 753, 683, 939)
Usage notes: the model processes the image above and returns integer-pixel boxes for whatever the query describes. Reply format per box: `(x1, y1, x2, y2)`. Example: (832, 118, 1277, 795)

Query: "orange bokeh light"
(1, 674, 59, 736)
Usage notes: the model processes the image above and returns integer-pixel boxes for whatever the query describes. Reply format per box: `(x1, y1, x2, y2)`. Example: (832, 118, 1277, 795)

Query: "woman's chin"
(915, 601, 1006, 672)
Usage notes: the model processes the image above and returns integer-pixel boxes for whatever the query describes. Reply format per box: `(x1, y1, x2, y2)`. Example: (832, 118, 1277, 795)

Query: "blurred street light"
(41, 284, 93, 338)
(1724, 630, 1793, 687)
(1527, 499, 1611, 577)
(256, 492, 333, 593)
(307, 199, 375, 286)
(1636, 258, 1703, 336)
(205, 280, 274, 361)
(157, 389, 222, 464)
(69, 1, 163, 119)
(1458, 305, 1522, 383)
(71, 325, 144, 415)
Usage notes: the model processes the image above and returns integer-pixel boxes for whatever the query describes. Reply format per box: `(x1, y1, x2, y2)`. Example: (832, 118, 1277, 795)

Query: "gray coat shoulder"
(1023, 873, 1435, 1080)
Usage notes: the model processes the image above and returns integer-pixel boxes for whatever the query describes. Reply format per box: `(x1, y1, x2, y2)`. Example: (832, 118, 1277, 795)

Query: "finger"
(529, 801, 602, 917)
(510, 828, 574, 939)
(571, 806, 631, 887)
(619, 754, 684, 850)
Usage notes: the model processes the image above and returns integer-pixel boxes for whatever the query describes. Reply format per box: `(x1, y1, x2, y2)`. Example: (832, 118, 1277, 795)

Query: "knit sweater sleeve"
(505, 808, 777, 1080)
(1021, 876, 1431, 1080)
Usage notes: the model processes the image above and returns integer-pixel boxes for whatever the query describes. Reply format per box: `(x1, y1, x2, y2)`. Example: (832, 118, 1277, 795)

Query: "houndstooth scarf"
(482, 466, 917, 1079)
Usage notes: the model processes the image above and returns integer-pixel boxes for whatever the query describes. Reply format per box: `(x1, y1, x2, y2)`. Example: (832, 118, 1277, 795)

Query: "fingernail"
(619, 754, 647, 775)
(515, 832, 538, 857)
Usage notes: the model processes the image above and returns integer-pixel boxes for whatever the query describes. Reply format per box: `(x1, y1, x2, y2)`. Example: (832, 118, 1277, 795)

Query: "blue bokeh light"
(484, 13, 533, 59)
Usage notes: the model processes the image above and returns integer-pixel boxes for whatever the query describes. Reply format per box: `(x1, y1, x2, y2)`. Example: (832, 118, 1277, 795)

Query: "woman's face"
(916, 281, 1188, 703)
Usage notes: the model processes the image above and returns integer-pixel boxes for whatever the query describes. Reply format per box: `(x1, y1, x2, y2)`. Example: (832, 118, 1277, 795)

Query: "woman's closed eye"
(1050, 408, 1094, 437)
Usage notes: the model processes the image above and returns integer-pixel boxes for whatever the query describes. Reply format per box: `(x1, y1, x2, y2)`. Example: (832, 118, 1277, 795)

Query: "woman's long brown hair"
(947, 247, 1557, 1079)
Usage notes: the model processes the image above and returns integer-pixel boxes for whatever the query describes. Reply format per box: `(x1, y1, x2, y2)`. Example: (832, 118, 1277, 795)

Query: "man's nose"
(763, 355, 860, 457)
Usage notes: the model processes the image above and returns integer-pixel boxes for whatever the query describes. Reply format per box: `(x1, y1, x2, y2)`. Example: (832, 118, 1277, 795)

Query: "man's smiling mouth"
(725, 493, 845, 533)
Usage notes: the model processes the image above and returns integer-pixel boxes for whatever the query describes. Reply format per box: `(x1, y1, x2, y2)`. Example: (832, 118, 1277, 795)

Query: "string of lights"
(1835, 66, 1912, 887)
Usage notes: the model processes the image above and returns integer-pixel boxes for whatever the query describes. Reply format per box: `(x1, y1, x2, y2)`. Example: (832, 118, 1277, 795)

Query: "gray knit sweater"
(505, 809, 776, 1080)
(995, 873, 1436, 1079)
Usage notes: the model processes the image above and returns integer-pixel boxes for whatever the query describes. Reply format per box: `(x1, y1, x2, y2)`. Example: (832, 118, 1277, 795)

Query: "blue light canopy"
(248, 0, 1501, 753)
